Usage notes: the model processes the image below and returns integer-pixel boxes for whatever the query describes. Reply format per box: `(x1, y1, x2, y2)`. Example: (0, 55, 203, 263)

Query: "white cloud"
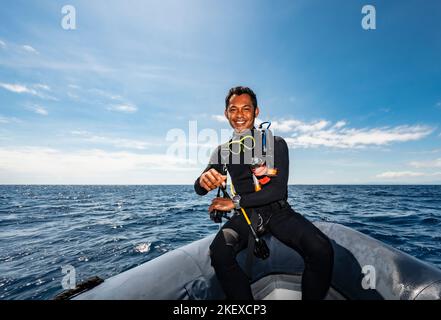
(270, 119, 303, 132)
(34, 84, 51, 91)
(107, 104, 138, 113)
(0, 147, 197, 184)
(0, 82, 57, 100)
(26, 105, 48, 116)
(212, 115, 228, 123)
(0, 83, 38, 95)
(210, 116, 433, 149)
(333, 121, 347, 129)
(272, 119, 330, 133)
(272, 118, 434, 149)
(71, 131, 150, 150)
(376, 171, 441, 179)
(409, 158, 441, 168)
(89, 88, 123, 101)
(376, 171, 425, 179)
(0, 40, 5, 48)
(436, 101, 441, 108)
(22, 45, 39, 54)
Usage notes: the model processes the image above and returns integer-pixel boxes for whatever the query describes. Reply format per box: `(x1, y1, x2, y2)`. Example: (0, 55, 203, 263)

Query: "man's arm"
(239, 136, 289, 208)
(194, 146, 225, 195)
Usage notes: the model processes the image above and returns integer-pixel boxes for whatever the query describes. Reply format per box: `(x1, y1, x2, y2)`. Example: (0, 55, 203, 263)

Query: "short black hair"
(225, 86, 258, 110)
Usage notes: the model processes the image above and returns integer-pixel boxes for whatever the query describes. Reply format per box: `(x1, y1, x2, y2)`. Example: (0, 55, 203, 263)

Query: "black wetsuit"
(194, 135, 334, 300)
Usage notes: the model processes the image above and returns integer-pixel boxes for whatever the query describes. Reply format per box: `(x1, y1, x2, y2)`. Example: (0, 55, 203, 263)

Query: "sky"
(0, 0, 440, 184)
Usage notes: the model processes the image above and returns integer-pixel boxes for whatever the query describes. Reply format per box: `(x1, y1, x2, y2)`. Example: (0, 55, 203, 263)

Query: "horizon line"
(1, 183, 441, 186)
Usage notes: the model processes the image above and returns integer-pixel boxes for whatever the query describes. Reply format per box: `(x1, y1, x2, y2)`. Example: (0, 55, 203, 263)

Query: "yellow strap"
(241, 208, 251, 225)
(227, 135, 256, 155)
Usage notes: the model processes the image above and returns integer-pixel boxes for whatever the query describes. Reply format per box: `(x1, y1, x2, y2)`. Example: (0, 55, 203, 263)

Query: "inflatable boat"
(60, 222, 441, 300)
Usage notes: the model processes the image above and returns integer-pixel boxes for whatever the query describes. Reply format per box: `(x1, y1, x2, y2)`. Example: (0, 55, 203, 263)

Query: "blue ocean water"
(0, 185, 440, 300)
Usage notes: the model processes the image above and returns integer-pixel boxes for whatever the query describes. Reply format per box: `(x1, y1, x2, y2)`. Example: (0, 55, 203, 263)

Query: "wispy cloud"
(273, 119, 330, 133)
(436, 101, 441, 109)
(409, 158, 441, 168)
(86, 88, 138, 113)
(376, 171, 441, 179)
(0, 42, 115, 74)
(0, 83, 38, 95)
(269, 118, 434, 149)
(107, 104, 138, 113)
(376, 171, 426, 178)
(25, 104, 48, 116)
(0, 82, 57, 100)
(89, 88, 123, 101)
(212, 114, 228, 123)
(0, 40, 5, 48)
(71, 131, 150, 150)
(21, 45, 39, 54)
(34, 84, 51, 91)
(0, 115, 22, 124)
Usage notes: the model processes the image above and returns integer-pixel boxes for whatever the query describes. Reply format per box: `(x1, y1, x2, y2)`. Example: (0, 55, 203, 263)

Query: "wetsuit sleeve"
(194, 146, 223, 196)
(239, 137, 289, 208)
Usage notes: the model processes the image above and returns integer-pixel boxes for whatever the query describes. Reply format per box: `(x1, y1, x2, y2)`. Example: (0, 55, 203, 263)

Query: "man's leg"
(209, 214, 253, 300)
(268, 207, 334, 300)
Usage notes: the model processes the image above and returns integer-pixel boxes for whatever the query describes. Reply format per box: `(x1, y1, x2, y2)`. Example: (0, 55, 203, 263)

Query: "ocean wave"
(1, 184, 440, 299)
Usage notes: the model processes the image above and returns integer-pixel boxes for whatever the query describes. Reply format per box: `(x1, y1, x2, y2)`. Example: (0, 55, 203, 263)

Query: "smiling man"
(194, 86, 334, 300)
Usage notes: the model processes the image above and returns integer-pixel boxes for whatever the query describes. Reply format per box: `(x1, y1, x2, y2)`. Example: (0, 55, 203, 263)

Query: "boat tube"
(68, 222, 441, 300)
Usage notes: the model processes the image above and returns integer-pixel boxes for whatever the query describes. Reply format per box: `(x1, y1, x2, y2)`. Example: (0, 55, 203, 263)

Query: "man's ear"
(224, 109, 229, 120)
(254, 106, 260, 118)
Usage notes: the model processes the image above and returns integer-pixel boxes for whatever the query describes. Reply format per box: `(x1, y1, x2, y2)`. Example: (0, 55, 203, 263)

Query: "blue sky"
(0, 0, 440, 184)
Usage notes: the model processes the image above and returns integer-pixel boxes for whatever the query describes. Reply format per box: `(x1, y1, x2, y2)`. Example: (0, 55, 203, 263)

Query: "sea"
(0, 185, 440, 300)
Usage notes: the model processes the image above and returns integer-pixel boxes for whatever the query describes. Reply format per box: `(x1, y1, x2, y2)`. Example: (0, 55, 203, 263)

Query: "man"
(194, 86, 334, 300)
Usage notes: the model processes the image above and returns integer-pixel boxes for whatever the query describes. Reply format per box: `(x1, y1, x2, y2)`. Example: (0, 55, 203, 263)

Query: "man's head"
(224, 86, 260, 133)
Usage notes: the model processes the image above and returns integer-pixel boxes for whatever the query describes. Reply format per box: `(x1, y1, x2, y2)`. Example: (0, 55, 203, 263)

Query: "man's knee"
(209, 228, 240, 267)
(304, 230, 334, 266)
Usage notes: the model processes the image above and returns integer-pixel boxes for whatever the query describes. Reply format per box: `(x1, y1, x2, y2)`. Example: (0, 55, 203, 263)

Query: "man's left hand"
(208, 198, 234, 213)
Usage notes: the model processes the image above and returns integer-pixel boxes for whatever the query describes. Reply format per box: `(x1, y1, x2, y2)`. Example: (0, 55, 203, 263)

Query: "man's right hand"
(199, 168, 227, 192)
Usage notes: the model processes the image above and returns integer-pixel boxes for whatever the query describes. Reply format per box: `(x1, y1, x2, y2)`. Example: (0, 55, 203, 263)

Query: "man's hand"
(208, 198, 235, 213)
(199, 168, 227, 192)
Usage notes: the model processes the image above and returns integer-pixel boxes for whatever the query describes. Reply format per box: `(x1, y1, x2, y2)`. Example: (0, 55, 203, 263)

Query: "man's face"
(224, 94, 260, 133)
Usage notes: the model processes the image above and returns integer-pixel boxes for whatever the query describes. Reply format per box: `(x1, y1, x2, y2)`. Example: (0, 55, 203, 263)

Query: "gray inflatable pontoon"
(70, 222, 441, 300)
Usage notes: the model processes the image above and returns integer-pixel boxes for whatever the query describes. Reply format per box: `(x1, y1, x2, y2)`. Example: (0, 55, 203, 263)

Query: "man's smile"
(225, 93, 259, 133)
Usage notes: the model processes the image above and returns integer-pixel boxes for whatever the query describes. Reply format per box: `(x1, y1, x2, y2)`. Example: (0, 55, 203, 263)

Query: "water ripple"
(0, 185, 440, 299)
